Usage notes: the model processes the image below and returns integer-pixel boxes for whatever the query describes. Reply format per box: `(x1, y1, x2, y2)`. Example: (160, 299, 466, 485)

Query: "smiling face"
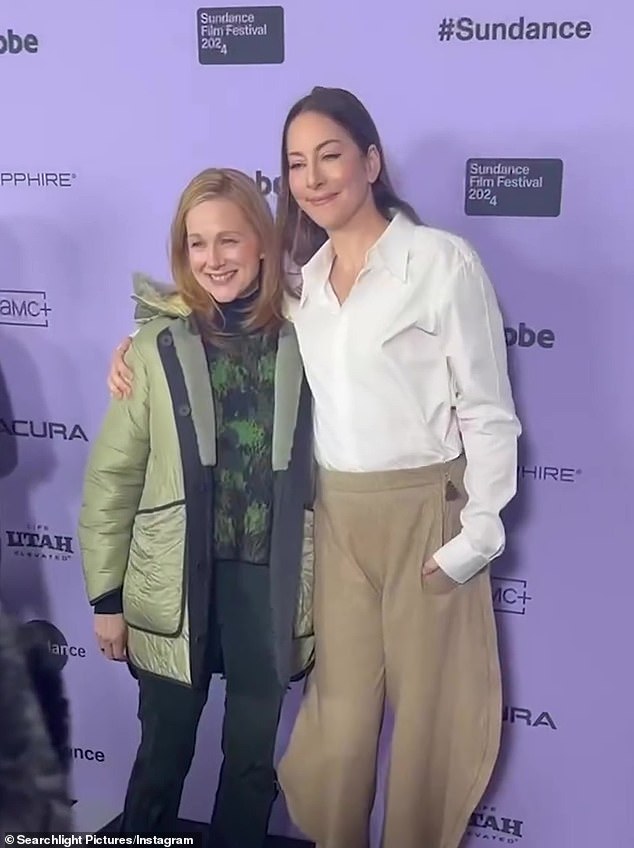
(285, 110, 381, 234)
(185, 197, 262, 304)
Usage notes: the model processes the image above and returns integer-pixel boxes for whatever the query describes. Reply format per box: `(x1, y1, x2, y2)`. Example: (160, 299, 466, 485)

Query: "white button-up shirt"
(286, 211, 521, 584)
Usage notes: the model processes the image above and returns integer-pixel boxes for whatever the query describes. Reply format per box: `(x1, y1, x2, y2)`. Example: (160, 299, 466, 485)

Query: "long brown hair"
(170, 167, 283, 334)
(275, 86, 422, 281)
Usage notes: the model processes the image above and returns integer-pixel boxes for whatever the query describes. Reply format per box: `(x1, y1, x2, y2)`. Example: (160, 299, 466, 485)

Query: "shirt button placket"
(334, 309, 353, 466)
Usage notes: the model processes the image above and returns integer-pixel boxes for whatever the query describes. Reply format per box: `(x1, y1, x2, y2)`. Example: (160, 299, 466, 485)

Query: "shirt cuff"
(93, 589, 123, 615)
(432, 532, 494, 584)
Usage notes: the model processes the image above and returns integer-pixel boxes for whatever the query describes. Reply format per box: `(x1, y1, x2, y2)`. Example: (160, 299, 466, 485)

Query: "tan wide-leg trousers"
(278, 456, 502, 848)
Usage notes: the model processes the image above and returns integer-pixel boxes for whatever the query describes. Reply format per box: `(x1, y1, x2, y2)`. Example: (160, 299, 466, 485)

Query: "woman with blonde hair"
(78, 168, 314, 847)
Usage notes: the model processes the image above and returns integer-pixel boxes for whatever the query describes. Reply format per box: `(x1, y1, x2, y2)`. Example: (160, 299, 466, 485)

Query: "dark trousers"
(119, 561, 285, 848)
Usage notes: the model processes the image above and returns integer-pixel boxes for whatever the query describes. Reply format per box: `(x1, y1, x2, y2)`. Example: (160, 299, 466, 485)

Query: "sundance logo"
(21, 620, 87, 671)
(65, 746, 106, 764)
(438, 16, 591, 43)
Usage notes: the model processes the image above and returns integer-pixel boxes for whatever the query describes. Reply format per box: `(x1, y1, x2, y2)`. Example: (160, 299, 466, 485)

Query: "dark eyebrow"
(288, 138, 342, 157)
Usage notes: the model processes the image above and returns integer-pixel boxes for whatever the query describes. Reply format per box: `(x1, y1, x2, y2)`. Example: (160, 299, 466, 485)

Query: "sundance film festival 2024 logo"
(197, 7, 284, 65)
(465, 159, 563, 217)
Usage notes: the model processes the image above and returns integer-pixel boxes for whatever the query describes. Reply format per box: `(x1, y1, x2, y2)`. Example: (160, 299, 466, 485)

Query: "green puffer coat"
(78, 275, 315, 688)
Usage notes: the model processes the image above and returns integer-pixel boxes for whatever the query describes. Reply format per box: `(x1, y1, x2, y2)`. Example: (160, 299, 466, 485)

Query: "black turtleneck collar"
(212, 285, 259, 335)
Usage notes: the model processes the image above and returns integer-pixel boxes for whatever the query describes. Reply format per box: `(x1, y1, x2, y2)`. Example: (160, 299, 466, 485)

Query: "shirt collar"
(299, 210, 417, 307)
(299, 238, 334, 307)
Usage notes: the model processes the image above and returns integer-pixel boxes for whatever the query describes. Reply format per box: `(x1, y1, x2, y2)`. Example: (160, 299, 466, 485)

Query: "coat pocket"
(123, 500, 186, 636)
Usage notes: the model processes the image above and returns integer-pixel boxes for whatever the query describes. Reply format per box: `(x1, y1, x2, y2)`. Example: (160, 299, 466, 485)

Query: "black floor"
(100, 814, 313, 847)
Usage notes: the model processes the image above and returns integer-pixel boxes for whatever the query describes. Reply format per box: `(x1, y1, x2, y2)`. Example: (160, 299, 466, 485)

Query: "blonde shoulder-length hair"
(170, 167, 283, 335)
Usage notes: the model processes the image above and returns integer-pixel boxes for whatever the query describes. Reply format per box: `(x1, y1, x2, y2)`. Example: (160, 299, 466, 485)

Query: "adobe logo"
(0, 29, 39, 55)
(505, 322, 555, 349)
(255, 170, 281, 197)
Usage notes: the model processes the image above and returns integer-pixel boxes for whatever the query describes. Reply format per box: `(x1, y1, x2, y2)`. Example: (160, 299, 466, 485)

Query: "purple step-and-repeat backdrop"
(1, 2, 632, 844)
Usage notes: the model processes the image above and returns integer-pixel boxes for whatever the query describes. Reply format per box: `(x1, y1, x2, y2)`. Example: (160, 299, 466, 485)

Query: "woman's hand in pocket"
(421, 557, 440, 578)
(421, 558, 459, 595)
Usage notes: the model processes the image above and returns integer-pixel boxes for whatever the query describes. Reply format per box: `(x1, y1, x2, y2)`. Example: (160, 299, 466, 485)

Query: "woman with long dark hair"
(272, 87, 520, 848)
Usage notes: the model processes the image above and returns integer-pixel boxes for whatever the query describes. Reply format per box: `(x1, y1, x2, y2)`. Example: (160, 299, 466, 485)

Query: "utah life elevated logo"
(3, 522, 74, 562)
(467, 804, 524, 843)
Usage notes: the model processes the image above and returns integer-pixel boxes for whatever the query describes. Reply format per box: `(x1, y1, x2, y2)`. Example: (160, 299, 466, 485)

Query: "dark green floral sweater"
(205, 290, 277, 565)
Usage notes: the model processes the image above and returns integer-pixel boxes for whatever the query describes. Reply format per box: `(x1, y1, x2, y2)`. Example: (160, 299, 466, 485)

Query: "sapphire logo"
(492, 577, 531, 615)
(0, 173, 77, 188)
(467, 804, 524, 842)
(0, 290, 51, 327)
(21, 620, 87, 671)
(3, 523, 74, 562)
(517, 464, 581, 483)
